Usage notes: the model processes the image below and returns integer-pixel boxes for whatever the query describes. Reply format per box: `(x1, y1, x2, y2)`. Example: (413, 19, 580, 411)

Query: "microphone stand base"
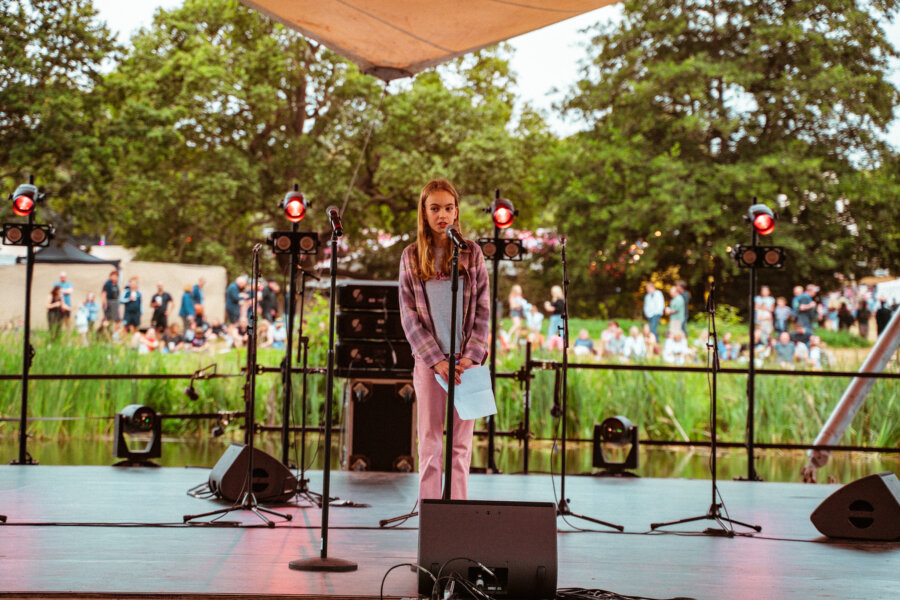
(289, 556, 358, 572)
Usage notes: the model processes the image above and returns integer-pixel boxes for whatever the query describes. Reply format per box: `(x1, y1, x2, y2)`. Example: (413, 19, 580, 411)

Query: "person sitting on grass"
(162, 322, 184, 354)
(604, 323, 625, 358)
(623, 326, 646, 360)
(773, 331, 795, 369)
(136, 328, 159, 354)
(662, 329, 691, 365)
(572, 328, 596, 357)
(642, 323, 659, 356)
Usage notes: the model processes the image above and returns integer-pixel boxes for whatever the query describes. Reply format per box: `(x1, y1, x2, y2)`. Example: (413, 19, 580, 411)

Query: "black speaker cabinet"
(335, 339, 414, 376)
(343, 379, 415, 472)
(337, 281, 400, 310)
(810, 471, 900, 541)
(208, 443, 297, 503)
(418, 499, 557, 599)
(336, 309, 405, 340)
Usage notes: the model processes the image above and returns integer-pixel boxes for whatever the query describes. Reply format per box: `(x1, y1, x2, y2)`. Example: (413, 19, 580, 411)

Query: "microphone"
(446, 224, 466, 250)
(326, 205, 343, 237)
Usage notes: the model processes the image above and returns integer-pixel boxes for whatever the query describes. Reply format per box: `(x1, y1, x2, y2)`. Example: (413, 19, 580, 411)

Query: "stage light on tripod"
(490, 194, 515, 230)
(503, 239, 521, 259)
(739, 246, 758, 267)
(11, 184, 39, 217)
(4, 225, 23, 244)
(479, 240, 498, 259)
(748, 204, 776, 236)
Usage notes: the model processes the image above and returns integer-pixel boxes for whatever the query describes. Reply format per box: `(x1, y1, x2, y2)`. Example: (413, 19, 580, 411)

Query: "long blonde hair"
(415, 178, 462, 281)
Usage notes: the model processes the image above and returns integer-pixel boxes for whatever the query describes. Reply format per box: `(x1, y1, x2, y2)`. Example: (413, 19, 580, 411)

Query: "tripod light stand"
(555, 237, 623, 532)
(650, 279, 760, 535)
(184, 245, 292, 527)
(3, 175, 52, 466)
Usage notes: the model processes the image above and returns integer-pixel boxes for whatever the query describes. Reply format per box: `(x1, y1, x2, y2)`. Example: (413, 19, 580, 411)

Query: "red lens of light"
(13, 195, 34, 217)
(284, 199, 305, 223)
(493, 207, 513, 229)
(753, 213, 774, 235)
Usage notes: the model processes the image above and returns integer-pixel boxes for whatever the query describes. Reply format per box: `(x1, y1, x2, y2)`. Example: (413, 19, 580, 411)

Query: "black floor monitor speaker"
(418, 499, 557, 599)
(810, 471, 900, 541)
(344, 379, 415, 472)
(208, 443, 297, 503)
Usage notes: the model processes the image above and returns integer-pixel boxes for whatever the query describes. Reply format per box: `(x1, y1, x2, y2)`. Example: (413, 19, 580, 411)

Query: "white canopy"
(239, 0, 617, 80)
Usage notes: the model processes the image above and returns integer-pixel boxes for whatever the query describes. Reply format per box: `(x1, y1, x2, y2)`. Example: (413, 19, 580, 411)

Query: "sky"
(92, 1, 900, 146)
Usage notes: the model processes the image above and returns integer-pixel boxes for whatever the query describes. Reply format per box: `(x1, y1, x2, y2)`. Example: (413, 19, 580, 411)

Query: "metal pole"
(443, 243, 461, 499)
(487, 223, 500, 472)
(523, 339, 531, 474)
(745, 227, 760, 481)
(15, 209, 36, 465)
(559, 237, 569, 506)
(320, 233, 339, 557)
(281, 221, 299, 466)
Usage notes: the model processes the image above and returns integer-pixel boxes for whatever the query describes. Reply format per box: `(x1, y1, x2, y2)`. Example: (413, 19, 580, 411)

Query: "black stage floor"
(1, 465, 898, 600)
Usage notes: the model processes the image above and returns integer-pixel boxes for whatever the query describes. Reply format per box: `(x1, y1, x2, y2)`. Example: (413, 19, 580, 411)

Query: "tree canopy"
(2, 0, 899, 315)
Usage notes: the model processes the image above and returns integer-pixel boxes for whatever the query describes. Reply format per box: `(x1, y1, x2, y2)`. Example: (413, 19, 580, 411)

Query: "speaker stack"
(336, 281, 416, 472)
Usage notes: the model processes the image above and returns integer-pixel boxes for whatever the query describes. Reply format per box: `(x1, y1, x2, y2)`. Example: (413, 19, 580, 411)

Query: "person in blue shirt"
(225, 275, 248, 325)
(121, 276, 143, 334)
(191, 278, 205, 309)
(55, 271, 74, 328)
(179, 284, 196, 331)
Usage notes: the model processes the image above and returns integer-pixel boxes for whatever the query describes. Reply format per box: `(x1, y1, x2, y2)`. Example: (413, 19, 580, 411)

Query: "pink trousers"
(413, 358, 475, 500)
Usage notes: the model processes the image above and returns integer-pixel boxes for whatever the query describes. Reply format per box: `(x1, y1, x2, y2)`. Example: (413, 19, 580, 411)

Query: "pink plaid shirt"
(399, 240, 491, 368)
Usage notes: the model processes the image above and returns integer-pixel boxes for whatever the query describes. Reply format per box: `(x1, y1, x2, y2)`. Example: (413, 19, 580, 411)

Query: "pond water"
(2, 433, 896, 485)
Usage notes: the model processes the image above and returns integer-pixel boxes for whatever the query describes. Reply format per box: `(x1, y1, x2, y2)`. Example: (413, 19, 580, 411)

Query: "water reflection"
(2, 434, 896, 485)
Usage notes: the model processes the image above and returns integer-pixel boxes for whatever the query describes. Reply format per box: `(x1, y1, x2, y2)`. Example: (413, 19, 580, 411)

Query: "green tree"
(0, 0, 118, 233)
(541, 0, 900, 314)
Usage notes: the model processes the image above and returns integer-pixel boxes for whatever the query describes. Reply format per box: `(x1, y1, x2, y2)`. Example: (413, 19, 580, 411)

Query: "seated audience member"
(642, 323, 659, 356)
(773, 331, 795, 369)
(662, 330, 691, 365)
(807, 335, 824, 370)
(573, 329, 596, 357)
(137, 328, 159, 354)
(188, 321, 209, 352)
(753, 327, 771, 361)
(162, 323, 184, 354)
(790, 323, 811, 347)
(623, 326, 646, 360)
(604, 325, 625, 357)
(257, 320, 272, 348)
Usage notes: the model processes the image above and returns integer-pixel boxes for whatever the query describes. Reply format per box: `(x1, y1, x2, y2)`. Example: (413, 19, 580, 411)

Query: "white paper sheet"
(434, 364, 497, 420)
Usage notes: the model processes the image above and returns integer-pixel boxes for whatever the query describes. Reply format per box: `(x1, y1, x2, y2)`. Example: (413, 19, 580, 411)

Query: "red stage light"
(491, 197, 515, 229)
(284, 196, 305, 222)
(13, 194, 34, 217)
(753, 213, 775, 236)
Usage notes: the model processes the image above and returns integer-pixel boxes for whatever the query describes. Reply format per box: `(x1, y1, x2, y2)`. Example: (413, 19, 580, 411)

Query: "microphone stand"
(555, 236, 623, 531)
(442, 239, 462, 499)
(650, 279, 760, 535)
(289, 226, 357, 572)
(184, 244, 292, 527)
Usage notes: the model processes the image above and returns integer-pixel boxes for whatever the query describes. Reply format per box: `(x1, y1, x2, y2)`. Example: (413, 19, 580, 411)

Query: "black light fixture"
(593, 416, 639, 477)
(282, 188, 307, 223)
(113, 404, 162, 467)
(747, 204, 776, 236)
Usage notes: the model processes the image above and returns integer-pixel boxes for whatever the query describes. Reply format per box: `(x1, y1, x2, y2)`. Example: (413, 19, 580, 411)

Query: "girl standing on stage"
(399, 178, 491, 500)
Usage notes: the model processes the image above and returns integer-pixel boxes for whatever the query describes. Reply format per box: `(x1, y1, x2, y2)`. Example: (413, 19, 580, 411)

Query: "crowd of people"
(43, 270, 290, 354)
(497, 280, 898, 369)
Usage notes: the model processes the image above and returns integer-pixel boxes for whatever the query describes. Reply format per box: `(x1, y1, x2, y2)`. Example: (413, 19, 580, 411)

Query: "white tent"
(239, 0, 617, 80)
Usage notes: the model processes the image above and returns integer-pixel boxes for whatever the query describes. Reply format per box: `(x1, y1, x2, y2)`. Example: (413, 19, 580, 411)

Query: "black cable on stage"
(556, 588, 696, 600)
(379, 562, 436, 600)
